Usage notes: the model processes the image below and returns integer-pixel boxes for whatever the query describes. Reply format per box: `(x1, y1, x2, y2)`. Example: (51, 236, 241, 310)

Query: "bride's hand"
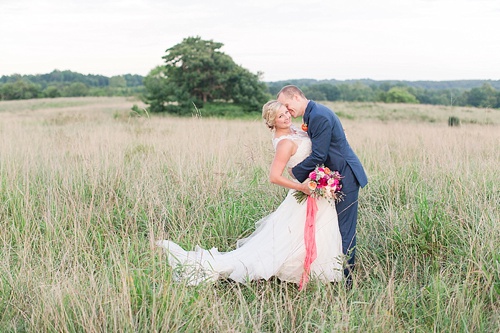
(298, 182, 311, 196)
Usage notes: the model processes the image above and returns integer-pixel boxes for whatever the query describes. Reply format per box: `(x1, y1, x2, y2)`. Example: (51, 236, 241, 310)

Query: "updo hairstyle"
(262, 100, 283, 130)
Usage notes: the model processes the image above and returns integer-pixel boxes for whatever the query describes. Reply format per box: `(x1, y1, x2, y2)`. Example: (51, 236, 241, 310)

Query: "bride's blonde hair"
(262, 100, 283, 130)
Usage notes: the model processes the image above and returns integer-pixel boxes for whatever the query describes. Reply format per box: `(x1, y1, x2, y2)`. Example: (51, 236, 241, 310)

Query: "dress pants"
(335, 166, 360, 280)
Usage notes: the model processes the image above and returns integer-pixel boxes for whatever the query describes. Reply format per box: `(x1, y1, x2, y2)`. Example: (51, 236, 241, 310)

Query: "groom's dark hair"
(277, 85, 306, 99)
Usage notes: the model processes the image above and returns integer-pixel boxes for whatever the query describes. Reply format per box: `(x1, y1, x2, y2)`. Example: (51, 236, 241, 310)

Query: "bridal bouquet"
(293, 165, 345, 204)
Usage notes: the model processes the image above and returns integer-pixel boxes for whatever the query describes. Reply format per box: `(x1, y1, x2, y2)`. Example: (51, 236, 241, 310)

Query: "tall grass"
(0, 97, 498, 332)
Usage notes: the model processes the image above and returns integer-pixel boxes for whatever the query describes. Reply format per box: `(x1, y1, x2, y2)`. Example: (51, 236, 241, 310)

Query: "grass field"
(1, 97, 499, 332)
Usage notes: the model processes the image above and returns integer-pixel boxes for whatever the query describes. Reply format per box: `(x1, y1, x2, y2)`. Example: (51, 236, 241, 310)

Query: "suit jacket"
(292, 101, 368, 193)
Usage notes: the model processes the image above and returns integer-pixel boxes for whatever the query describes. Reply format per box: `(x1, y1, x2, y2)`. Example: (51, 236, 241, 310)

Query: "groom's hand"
(287, 167, 294, 178)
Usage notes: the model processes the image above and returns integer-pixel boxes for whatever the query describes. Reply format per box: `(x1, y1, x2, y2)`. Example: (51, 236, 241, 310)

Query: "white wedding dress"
(156, 128, 343, 286)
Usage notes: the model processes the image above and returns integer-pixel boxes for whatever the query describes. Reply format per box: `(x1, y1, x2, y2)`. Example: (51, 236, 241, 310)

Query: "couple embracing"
(157, 85, 368, 289)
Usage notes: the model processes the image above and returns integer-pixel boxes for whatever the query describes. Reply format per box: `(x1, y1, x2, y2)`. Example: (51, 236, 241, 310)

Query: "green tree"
(338, 82, 376, 102)
(303, 83, 340, 101)
(109, 75, 127, 88)
(143, 66, 181, 113)
(302, 88, 326, 101)
(316, 83, 341, 101)
(61, 82, 89, 97)
(465, 83, 498, 108)
(43, 85, 61, 98)
(144, 36, 268, 114)
(224, 66, 269, 110)
(384, 87, 419, 104)
(0, 79, 41, 100)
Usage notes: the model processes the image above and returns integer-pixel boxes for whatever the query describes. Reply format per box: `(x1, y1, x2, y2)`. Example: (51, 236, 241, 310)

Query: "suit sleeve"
(291, 113, 332, 182)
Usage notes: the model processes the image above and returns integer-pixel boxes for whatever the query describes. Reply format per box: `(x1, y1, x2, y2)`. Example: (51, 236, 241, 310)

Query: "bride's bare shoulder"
(274, 138, 298, 159)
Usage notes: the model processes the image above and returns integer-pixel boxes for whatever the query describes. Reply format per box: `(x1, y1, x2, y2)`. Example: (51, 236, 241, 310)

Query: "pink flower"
(318, 177, 328, 187)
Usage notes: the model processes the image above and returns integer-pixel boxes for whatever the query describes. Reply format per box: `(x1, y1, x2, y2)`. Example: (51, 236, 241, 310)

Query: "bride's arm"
(269, 139, 310, 194)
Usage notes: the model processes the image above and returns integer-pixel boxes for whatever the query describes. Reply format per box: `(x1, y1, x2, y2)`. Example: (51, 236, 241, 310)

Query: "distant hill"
(266, 78, 500, 91)
(3, 70, 499, 90)
(2, 70, 498, 91)
(265, 78, 500, 109)
(0, 70, 143, 88)
(0, 70, 144, 100)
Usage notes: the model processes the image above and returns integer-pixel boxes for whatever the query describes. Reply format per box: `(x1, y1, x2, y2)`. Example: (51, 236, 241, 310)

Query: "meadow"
(0, 97, 498, 332)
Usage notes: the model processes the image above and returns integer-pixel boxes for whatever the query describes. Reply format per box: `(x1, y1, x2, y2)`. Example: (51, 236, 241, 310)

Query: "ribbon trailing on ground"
(298, 196, 318, 291)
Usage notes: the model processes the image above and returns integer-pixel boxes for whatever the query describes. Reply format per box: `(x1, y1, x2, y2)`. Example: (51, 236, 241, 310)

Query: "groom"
(277, 85, 368, 287)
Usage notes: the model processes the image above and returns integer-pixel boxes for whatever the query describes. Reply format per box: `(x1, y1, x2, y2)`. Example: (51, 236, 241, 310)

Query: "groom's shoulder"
(310, 101, 335, 118)
(310, 100, 332, 112)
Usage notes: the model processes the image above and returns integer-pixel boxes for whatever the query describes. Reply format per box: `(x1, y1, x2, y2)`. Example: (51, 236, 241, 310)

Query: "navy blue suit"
(292, 101, 368, 277)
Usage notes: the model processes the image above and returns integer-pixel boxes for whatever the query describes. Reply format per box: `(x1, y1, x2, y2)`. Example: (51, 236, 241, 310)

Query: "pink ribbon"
(298, 196, 318, 291)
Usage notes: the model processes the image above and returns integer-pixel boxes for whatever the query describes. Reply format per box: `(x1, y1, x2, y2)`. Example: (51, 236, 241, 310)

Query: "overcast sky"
(1, 0, 499, 82)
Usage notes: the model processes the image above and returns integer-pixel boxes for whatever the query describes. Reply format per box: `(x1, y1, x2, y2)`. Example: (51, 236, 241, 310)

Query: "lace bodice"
(272, 126, 311, 169)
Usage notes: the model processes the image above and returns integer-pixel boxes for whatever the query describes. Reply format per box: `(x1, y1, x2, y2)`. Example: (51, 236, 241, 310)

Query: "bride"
(156, 100, 343, 288)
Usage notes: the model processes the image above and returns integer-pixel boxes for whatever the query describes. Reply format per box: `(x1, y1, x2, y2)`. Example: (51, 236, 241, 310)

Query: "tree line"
(2, 37, 500, 111)
(0, 70, 144, 100)
(267, 80, 500, 109)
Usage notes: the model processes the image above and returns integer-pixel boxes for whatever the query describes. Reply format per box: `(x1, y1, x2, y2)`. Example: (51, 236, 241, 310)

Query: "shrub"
(448, 116, 461, 127)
